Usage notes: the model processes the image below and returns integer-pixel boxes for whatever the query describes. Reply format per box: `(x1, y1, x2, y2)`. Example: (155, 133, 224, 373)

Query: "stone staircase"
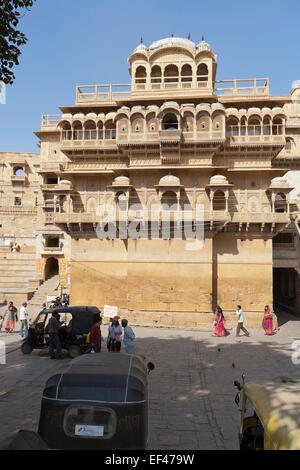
(26, 274, 60, 319)
(0, 246, 39, 304)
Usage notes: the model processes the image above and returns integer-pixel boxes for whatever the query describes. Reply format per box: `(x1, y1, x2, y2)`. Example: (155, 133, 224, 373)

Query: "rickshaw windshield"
(244, 379, 300, 450)
(33, 310, 49, 324)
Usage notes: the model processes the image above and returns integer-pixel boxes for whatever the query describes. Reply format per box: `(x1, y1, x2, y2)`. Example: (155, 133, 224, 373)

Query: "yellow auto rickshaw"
(234, 376, 300, 450)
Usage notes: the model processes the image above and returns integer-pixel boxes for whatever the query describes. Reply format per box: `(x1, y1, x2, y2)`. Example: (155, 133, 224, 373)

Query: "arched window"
(263, 116, 271, 136)
(275, 193, 287, 213)
(60, 121, 71, 140)
(181, 64, 192, 82)
(197, 63, 208, 82)
(273, 117, 284, 135)
(226, 117, 239, 136)
(135, 66, 147, 85)
(164, 64, 179, 83)
(213, 190, 226, 211)
(14, 167, 25, 177)
(116, 192, 128, 212)
(73, 121, 83, 140)
(248, 116, 261, 136)
(161, 191, 178, 210)
(84, 120, 97, 140)
(162, 113, 178, 130)
(151, 65, 162, 84)
(105, 120, 116, 140)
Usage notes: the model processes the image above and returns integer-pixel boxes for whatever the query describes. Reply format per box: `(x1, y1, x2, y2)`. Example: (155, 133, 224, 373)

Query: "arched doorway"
(45, 257, 59, 280)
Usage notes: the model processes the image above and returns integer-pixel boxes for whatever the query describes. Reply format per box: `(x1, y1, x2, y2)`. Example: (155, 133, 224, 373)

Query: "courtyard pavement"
(0, 309, 300, 450)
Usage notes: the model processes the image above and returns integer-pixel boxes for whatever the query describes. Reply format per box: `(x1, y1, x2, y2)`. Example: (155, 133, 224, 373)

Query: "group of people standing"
(212, 304, 277, 337)
(90, 315, 136, 354)
(0, 301, 29, 337)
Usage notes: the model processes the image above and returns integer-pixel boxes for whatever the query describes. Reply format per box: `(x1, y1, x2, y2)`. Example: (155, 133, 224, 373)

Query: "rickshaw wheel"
(21, 342, 33, 355)
(68, 345, 81, 359)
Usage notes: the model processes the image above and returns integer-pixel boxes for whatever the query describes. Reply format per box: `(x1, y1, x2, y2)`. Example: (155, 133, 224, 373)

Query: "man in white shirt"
(19, 301, 29, 338)
(236, 305, 250, 337)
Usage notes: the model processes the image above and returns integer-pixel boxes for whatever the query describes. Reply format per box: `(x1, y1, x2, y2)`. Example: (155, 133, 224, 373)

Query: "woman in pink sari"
(262, 305, 274, 335)
(213, 306, 228, 337)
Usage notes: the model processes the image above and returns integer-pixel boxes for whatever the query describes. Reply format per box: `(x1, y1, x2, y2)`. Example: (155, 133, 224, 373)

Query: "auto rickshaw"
(37, 354, 154, 450)
(234, 375, 300, 450)
(21, 306, 100, 358)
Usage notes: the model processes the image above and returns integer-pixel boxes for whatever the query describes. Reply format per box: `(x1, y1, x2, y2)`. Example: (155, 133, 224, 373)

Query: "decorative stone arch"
(116, 113, 130, 135)
(145, 112, 158, 132)
(272, 114, 285, 135)
(72, 120, 83, 140)
(58, 120, 72, 140)
(182, 110, 194, 132)
(44, 257, 59, 281)
(162, 112, 179, 130)
(86, 196, 97, 213)
(181, 63, 193, 82)
(84, 119, 97, 140)
(248, 114, 262, 135)
(130, 112, 145, 134)
(135, 65, 147, 85)
(197, 62, 208, 83)
(150, 65, 162, 84)
(212, 189, 226, 211)
(226, 115, 239, 136)
(274, 192, 288, 213)
(196, 110, 211, 132)
(164, 64, 179, 83)
(211, 110, 224, 131)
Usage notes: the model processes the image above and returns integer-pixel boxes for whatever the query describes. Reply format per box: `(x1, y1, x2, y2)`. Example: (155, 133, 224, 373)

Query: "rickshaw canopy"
(42, 354, 147, 404)
(244, 377, 300, 450)
(41, 306, 100, 335)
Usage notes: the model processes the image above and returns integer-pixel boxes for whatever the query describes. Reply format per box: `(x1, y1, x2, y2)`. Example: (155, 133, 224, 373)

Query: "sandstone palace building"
(1, 36, 300, 327)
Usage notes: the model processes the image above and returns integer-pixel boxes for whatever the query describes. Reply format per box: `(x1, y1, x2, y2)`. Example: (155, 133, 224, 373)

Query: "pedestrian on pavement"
(3, 301, 18, 333)
(212, 305, 229, 337)
(121, 319, 136, 354)
(90, 316, 103, 353)
(19, 302, 29, 338)
(107, 316, 122, 352)
(236, 305, 250, 337)
(262, 305, 275, 335)
(46, 312, 63, 359)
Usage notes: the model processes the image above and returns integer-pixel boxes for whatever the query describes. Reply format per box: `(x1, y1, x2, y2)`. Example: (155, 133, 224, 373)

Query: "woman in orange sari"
(213, 306, 228, 337)
(262, 305, 274, 335)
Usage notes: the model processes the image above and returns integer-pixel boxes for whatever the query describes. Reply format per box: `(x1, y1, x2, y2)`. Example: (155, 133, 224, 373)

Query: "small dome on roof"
(209, 175, 228, 185)
(159, 175, 181, 186)
(196, 37, 212, 52)
(113, 176, 130, 186)
(149, 36, 196, 51)
(270, 177, 289, 188)
(134, 43, 148, 54)
(59, 179, 72, 186)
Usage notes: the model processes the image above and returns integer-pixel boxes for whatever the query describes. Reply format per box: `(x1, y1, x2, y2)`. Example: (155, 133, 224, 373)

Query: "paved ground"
(0, 309, 300, 450)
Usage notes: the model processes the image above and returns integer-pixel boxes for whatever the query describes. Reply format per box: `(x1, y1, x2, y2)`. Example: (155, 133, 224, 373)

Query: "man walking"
(46, 312, 63, 359)
(121, 319, 136, 354)
(19, 302, 29, 338)
(236, 305, 250, 337)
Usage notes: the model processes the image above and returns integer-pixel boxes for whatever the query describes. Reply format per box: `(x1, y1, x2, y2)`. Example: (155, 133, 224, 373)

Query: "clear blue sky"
(1, 0, 300, 153)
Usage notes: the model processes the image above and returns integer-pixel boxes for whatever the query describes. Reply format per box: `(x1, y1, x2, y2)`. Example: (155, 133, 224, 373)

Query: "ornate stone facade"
(2, 37, 300, 326)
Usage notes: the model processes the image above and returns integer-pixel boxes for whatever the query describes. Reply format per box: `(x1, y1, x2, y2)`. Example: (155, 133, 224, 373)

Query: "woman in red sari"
(213, 306, 228, 337)
(262, 305, 274, 335)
